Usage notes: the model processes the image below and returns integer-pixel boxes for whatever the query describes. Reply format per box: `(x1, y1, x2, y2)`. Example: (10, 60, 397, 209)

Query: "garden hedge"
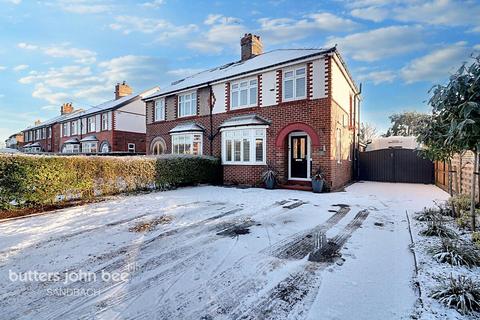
(0, 154, 221, 211)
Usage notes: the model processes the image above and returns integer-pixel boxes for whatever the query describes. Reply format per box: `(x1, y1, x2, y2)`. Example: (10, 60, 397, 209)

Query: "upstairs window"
(71, 121, 77, 136)
(283, 66, 306, 101)
(101, 113, 108, 130)
(62, 123, 70, 137)
(178, 92, 197, 117)
(88, 117, 95, 132)
(231, 79, 257, 109)
(48, 127, 52, 138)
(155, 98, 165, 121)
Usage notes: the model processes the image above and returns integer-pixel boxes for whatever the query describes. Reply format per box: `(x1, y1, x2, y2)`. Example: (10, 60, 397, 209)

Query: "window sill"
(222, 162, 266, 166)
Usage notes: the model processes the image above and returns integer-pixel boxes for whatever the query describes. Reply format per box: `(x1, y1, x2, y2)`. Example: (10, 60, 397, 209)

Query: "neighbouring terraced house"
(22, 82, 158, 154)
(144, 34, 361, 190)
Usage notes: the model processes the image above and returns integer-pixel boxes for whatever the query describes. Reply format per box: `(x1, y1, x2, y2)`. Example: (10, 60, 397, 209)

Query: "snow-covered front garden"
(1, 181, 472, 320)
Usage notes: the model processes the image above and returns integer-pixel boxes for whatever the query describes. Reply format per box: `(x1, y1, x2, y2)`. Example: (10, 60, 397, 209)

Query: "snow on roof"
(169, 122, 205, 133)
(64, 138, 80, 144)
(220, 114, 271, 128)
(144, 48, 335, 100)
(29, 142, 41, 147)
(25, 109, 84, 131)
(80, 135, 98, 142)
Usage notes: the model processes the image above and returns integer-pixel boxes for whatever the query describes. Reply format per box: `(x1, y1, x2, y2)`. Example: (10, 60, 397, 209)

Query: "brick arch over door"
(275, 122, 321, 148)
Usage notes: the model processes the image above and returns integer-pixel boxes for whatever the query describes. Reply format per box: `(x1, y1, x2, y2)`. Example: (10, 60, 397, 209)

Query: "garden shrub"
(429, 239, 480, 267)
(0, 154, 221, 211)
(473, 232, 480, 249)
(448, 194, 471, 213)
(431, 275, 480, 315)
(415, 207, 444, 222)
(420, 221, 458, 239)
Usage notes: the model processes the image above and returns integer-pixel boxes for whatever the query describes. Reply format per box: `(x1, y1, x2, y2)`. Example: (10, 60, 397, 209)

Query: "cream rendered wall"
(331, 58, 354, 114)
(312, 58, 326, 99)
(212, 83, 225, 114)
(261, 70, 276, 107)
(114, 99, 146, 133)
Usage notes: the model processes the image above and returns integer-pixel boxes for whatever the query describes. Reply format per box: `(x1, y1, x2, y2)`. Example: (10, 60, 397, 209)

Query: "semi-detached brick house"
(57, 83, 158, 154)
(144, 34, 361, 190)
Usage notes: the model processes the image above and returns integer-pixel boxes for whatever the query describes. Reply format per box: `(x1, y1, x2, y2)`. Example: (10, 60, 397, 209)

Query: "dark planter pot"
(312, 179, 324, 193)
(265, 177, 275, 189)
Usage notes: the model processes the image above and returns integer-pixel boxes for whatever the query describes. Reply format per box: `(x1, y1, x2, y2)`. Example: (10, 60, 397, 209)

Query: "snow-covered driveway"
(0, 182, 449, 320)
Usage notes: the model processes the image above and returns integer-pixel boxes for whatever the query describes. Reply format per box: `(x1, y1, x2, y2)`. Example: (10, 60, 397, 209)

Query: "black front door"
(290, 135, 308, 179)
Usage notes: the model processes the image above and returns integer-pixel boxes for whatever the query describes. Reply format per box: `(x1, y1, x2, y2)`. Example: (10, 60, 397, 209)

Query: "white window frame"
(62, 123, 70, 137)
(154, 98, 165, 121)
(127, 143, 136, 152)
(221, 126, 267, 165)
(178, 91, 197, 118)
(63, 144, 80, 153)
(101, 113, 108, 131)
(71, 121, 77, 136)
(88, 117, 95, 132)
(336, 127, 342, 164)
(230, 78, 258, 109)
(42, 128, 46, 139)
(171, 132, 203, 155)
(47, 127, 52, 138)
(283, 65, 307, 101)
(82, 141, 98, 153)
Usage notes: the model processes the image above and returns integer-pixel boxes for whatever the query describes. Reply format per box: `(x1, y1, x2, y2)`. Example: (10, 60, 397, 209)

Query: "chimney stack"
(115, 81, 133, 100)
(60, 102, 74, 115)
(241, 33, 263, 61)
(34, 119, 41, 126)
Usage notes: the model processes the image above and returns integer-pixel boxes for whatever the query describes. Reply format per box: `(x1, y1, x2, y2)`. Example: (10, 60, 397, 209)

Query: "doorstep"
(279, 179, 313, 191)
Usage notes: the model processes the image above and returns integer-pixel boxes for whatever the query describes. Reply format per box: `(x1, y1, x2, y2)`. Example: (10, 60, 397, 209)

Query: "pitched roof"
(24, 109, 84, 131)
(220, 114, 271, 128)
(144, 48, 336, 100)
(169, 122, 205, 133)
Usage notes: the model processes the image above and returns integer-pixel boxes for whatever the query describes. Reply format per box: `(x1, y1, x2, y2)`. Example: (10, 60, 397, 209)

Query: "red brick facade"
(146, 53, 358, 190)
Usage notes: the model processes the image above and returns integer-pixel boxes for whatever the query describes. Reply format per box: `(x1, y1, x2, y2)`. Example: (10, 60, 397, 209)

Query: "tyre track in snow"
(163, 207, 354, 319)
(18, 200, 304, 320)
(230, 209, 370, 320)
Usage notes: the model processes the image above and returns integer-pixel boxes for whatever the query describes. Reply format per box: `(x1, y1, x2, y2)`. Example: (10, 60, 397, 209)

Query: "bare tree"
(359, 122, 378, 143)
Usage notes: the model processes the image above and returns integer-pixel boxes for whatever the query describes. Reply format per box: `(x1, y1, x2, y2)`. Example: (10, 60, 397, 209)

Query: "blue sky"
(0, 0, 479, 144)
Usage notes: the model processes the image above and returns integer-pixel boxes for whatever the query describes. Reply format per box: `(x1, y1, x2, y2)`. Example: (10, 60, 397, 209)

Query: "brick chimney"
(34, 119, 41, 125)
(115, 81, 133, 100)
(60, 102, 74, 115)
(241, 33, 263, 61)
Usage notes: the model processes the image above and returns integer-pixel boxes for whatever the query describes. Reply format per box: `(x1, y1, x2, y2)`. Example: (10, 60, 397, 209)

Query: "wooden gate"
(359, 149, 434, 184)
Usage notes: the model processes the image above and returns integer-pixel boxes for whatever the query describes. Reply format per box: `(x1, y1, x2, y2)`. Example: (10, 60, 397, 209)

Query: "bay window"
(82, 142, 98, 153)
(171, 132, 203, 155)
(283, 66, 306, 101)
(221, 127, 266, 165)
(155, 98, 165, 121)
(63, 144, 80, 153)
(178, 92, 197, 117)
(231, 78, 257, 109)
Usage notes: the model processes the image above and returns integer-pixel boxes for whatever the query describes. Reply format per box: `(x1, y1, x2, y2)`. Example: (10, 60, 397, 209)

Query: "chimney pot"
(60, 102, 74, 115)
(241, 33, 263, 61)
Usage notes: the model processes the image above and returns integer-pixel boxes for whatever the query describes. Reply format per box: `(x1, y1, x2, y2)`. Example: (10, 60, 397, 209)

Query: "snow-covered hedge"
(0, 154, 221, 211)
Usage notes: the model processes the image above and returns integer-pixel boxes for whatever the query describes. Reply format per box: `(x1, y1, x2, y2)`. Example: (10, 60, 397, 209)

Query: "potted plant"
(311, 168, 325, 193)
(262, 164, 277, 189)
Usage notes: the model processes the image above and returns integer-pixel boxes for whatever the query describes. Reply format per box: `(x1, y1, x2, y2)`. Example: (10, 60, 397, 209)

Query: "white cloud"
(350, 6, 389, 22)
(6, 0, 21, 4)
(17, 42, 37, 50)
(43, 44, 97, 64)
(326, 25, 425, 62)
(17, 42, 97, 64)
(258, 13, 358, 44)
(109, 15, 197, 42)
(474, 44, 480, 50)
(189, 15, 246, 54)
(18, 55, 168, 105)
(13, 64, 29, 71)
(55, 0, 111, 14)
(141, 0, 163, 8)
(0, 66, 6, 71)
(401, 41, 471, 83)
(356, 70, 396, 84)
(394, 0, 480, 27)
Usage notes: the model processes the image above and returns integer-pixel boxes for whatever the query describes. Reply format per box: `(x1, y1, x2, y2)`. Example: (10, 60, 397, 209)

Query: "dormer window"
(178, 91, 197, 117)
(283, 66, 306, 101)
